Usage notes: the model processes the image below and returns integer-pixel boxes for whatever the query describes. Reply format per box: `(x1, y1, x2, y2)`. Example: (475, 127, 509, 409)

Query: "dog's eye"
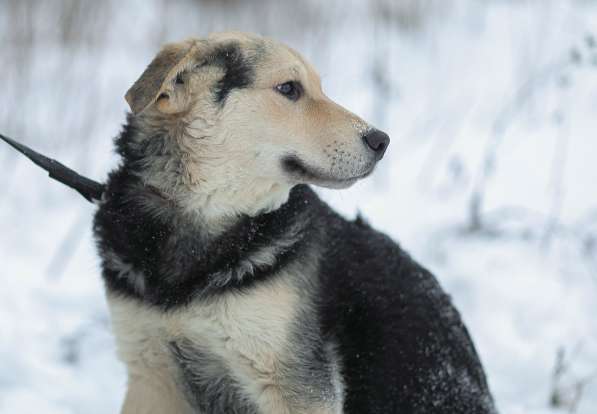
(275, 81, 302, 101)
(175, 73, 184, 85)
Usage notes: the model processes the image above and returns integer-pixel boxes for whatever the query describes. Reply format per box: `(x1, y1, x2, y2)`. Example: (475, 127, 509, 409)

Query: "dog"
(91, 32, 496, 413)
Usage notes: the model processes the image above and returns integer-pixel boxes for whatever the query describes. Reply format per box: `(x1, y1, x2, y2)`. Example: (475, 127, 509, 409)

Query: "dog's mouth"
(282, 155, 374, 189)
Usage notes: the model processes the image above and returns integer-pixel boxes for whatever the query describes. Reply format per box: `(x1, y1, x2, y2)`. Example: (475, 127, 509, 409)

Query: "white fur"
(108, 275, 343, 414)
(105, 251, 146, 295)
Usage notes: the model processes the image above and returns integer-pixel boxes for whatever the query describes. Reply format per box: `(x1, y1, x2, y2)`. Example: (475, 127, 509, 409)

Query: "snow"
(1, 1, 596, 413)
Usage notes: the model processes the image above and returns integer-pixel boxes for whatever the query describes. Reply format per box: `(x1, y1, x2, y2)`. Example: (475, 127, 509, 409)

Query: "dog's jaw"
(180, 179, 292, 227)
(141, 169, 293, 234)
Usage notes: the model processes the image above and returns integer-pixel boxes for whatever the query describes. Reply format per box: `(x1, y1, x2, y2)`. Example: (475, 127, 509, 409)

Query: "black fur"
(200, 43, 255, 103)
(318, 215, 495, 413)
(170, 341, 259, 414)
(281, 154, 312, 179)
(95, 178, 315, 308)
(93, 120, 496, 413)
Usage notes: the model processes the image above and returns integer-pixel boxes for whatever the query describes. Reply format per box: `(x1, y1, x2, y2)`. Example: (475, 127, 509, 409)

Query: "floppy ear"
(125, 40, 200, 115)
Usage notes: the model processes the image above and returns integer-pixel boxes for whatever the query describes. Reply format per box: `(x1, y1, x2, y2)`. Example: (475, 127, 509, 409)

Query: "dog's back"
(315, 196, 495, 412)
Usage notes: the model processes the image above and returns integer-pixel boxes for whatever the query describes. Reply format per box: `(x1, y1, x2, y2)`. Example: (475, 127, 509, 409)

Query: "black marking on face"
(282, 154, 374, 189)
(201, 42, 255, 104)
(282, 155, 319, 181)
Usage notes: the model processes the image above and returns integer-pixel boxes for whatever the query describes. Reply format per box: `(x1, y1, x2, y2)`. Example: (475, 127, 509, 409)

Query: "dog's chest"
(176, 278, 298, 370)
(108, 278, 300, 404)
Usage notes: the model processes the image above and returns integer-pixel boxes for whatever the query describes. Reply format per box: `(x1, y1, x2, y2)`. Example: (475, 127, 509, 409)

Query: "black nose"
(362, 129, 390, 160)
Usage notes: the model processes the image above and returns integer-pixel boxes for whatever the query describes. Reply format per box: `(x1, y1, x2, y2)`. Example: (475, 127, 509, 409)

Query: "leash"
(0, 133, 105, 203)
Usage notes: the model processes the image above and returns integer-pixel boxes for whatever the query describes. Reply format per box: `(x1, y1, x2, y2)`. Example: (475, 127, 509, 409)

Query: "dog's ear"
(125, 40, 201, 115)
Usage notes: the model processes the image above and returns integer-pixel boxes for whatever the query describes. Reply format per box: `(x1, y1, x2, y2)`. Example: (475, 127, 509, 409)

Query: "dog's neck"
(97, 162, 319, 308)
(96, 116, 327, 308)
(116, 114, 292, 232)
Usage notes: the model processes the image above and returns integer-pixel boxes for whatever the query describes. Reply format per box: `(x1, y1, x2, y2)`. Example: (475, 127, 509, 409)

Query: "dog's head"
(125, 32, 389, 219)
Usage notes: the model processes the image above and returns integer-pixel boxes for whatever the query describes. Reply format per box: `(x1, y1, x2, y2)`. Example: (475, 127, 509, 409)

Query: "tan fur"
(125, 39, 205, 115)
(109, 274, 339, 414)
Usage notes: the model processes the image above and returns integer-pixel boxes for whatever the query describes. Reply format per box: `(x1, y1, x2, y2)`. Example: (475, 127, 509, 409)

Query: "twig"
(541, 113, 570, 248)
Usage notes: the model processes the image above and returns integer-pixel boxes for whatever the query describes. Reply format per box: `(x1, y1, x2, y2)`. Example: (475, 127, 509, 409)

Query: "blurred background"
(1, 0, 596, 413)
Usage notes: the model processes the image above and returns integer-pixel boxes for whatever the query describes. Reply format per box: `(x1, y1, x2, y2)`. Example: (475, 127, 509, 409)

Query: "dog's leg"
(120, 372, 194, 414)
(255, 389, 343, 414)
(107, 296, 194, 414)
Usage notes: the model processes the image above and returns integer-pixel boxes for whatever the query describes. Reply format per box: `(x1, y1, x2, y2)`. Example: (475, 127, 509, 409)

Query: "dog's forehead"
(156, 32, 314, 95)
(255, 41, 321, 87)
(208, 32, 318, 78)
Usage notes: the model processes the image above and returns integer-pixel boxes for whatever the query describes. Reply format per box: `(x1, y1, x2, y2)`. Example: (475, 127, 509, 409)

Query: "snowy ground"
(1, 1, 596, 413)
